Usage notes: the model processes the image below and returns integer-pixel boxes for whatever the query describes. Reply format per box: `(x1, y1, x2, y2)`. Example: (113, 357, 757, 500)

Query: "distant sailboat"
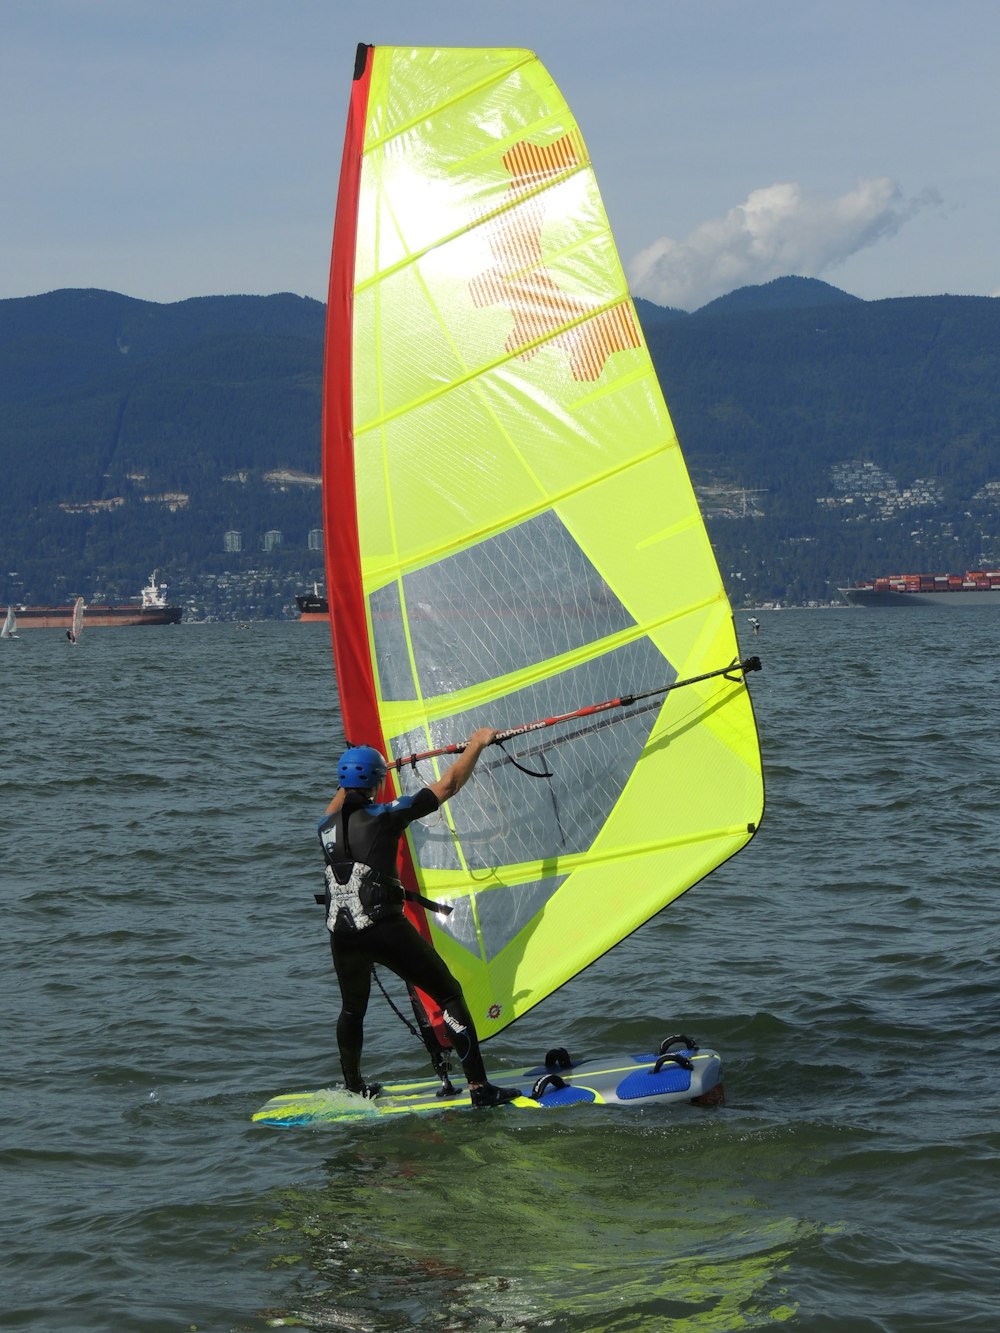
(1, 605, 17, 639)
(67, 596, 85, 643)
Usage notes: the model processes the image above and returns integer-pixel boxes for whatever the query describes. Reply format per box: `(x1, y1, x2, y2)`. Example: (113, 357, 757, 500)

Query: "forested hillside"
(649, 280, 1000, 602)
(0, 289, 326, 615)
(2, 280, 999, 614)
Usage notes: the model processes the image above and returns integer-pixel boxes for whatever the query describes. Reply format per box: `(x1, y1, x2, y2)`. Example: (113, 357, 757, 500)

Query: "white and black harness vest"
(316, 789, 453, 933)
(317, 807, 406, 934)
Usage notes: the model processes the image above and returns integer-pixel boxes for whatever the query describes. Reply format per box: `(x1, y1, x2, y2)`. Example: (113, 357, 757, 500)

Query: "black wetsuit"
(318, 788, 488, 1091)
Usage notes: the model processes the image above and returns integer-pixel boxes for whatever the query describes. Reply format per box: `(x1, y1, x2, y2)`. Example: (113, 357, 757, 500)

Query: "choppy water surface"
(2, 612, 998, 1331)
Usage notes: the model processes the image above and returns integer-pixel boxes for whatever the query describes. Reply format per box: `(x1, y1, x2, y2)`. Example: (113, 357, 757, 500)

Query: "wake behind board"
(253, 1038, 723, 1127)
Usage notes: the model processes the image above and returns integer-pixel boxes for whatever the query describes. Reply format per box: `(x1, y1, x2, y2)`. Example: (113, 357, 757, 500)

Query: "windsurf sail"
(322, 44, 764, 1045)
(71, 596, 85, 642)
(1, 605, 15, 639)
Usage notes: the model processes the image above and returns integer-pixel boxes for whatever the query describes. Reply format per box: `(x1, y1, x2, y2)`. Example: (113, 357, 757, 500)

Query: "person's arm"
(427, 727, 498, 805)
(324, 787, 347, 817)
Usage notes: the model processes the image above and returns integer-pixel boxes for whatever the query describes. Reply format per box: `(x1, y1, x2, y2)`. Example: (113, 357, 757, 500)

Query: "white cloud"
(628, 178, 939, 310)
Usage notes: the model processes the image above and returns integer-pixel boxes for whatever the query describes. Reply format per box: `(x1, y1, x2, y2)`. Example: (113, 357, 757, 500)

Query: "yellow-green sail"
(323, 45, 763, 1042)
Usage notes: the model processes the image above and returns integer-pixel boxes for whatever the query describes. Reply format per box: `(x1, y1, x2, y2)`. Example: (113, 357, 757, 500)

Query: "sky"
(2, 0, 998, 312)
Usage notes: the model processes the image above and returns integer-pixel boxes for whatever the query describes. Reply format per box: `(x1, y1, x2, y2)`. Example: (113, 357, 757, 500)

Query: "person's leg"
(330, 933, 374, 1092)
(368, 919, 517, 1104)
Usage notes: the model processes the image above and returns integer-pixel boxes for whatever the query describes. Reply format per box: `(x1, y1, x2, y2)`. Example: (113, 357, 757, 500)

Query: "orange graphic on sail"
(469, 133, 640, 382)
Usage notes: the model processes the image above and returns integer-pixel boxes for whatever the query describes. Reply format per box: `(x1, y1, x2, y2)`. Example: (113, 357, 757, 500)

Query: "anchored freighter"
(9, 572, 182, 628)
(839, 572, 1000, 606)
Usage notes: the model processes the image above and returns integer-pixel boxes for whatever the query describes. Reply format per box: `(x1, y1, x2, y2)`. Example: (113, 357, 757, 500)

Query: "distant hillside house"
(60, 497, 125, 514)
(264, 469, 321, 489)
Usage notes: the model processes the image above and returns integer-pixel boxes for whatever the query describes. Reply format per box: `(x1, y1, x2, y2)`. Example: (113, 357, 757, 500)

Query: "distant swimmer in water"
(748, 617, 760, 636)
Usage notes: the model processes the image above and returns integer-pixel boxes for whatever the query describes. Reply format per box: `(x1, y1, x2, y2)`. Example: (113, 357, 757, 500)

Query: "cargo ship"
(839, 571, 1000, 607)
(296, 584, 329, 621)
(9, 572, 183, 628)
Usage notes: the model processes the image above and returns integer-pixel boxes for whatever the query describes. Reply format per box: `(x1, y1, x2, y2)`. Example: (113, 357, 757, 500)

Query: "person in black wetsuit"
(318, 731, 519, 1109)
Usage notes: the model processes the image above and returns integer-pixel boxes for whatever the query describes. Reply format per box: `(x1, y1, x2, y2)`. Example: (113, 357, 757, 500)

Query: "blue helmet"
(337, 744, 388, 790)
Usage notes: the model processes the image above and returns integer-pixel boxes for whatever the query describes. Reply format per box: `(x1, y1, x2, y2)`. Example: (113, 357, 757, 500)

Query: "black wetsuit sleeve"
(408, 787, 440, 820)
(383, 786, 439, 837)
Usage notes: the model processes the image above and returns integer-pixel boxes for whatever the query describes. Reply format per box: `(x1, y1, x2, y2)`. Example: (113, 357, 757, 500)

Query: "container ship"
(296, 584, 329, 621)
(9, 572, 183, 628)
(839, 571, 1000, 607)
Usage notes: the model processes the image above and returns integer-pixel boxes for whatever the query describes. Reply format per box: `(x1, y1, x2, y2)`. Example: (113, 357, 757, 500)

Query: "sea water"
(1, 612, 997, 1332)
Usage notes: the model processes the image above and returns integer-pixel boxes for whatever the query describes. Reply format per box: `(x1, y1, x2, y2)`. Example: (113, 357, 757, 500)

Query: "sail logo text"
(469, 134, 640, 382)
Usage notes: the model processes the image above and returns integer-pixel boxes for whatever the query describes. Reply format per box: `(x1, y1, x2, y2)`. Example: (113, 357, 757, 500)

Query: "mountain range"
(2, 278, 999, 612)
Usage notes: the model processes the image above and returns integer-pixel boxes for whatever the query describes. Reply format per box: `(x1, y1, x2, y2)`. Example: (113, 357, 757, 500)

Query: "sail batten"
(323, 45, 764, 1042)
(362, 50, 539, 156)
(358, 437, 695, 588)
(354, 157, 589, 299)
(354, 292, 641, 437)
(392, 817, 760, 898)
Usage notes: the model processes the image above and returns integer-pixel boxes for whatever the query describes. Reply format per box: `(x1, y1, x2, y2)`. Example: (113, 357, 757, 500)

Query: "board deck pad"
(252, 1046, 723, 1127)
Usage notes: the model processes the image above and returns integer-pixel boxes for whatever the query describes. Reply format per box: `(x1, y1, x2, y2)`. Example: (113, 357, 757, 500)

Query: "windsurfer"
(319, 731, 520, 1108)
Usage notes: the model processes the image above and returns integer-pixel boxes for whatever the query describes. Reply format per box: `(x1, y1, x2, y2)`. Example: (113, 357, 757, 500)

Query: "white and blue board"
(252, 1038, 723, 1127)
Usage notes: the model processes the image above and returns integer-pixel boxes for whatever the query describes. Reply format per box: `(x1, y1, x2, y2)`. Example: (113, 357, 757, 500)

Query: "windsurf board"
(253, 1040, 723, 1127)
